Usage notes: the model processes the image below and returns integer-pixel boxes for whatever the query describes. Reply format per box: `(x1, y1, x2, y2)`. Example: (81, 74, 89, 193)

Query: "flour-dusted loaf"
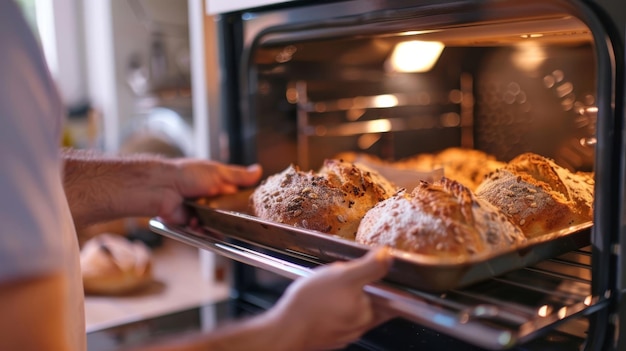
(475, 153, 594, 238)
(249, 159, 398, 239)
(355, 178, 526, 258)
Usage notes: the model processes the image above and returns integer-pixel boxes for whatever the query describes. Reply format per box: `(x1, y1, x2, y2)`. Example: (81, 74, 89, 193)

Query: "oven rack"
(149, 219, 609, 350)
(291, 78, 475, 169)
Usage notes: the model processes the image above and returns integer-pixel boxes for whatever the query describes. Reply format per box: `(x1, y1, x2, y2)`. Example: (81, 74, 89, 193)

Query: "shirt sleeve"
(0, 0, 67, 282)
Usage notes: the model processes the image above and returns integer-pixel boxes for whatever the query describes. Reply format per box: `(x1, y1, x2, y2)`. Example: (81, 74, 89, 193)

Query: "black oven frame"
(187, 0, 626, 349)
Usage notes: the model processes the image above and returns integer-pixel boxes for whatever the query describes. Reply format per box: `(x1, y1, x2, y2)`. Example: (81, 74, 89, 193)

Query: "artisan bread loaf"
(395, 147, 505, 191)
(356, 178, 526, 258)
(80, 233, 152, 295)
(249, 159, 398, 239)
(336, 147, 504, 191)
(475, 153, 594, 238)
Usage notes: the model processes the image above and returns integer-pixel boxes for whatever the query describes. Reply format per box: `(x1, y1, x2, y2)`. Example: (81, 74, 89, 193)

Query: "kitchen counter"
(85, 238, 230, 333)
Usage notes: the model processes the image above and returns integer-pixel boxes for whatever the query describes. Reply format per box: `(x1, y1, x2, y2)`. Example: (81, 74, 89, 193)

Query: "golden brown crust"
(80, 233, 152, 295)
(475, 153, 594, 238)
(355, 178, 526, 258)
(336, 147, 505, 191)
(396, 147, 505, 191)
(249, 159, 398, 239)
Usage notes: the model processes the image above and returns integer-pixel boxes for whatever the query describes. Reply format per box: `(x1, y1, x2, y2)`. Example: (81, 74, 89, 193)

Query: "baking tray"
(186, 190, 592, 292)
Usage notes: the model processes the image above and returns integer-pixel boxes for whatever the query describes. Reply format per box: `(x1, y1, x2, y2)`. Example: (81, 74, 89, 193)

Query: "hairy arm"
(62, 148, 262, 230)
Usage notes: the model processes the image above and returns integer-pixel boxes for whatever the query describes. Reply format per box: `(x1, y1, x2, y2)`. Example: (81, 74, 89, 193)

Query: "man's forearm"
(61, 148, 174, 229)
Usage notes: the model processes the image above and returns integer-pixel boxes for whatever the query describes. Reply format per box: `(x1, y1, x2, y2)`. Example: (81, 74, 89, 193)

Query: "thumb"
(341, 246, 393, 286)
(223, 164, 263, 187)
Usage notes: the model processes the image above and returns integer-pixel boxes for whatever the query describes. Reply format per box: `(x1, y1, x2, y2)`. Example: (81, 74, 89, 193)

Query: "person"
(0, 1, 392, 350)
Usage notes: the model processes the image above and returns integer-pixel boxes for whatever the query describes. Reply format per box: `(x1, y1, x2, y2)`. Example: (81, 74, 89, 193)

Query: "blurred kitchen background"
(16, 0, 195, 156)
(14, 0, 236, 345)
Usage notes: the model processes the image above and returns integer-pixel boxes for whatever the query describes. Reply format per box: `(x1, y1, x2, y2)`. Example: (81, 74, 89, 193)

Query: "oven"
(149, 0, 626, 349)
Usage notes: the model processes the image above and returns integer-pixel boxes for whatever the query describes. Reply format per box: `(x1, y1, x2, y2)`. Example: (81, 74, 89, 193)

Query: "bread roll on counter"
(80, 233, 153, 295)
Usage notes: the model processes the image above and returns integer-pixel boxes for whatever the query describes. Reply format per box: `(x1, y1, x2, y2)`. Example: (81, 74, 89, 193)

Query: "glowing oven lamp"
(387, 40, 445, 73)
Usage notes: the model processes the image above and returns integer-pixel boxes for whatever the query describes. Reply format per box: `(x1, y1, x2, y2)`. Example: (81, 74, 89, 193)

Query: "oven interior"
(247, 14, 598, 174)
(211, 1, 621, 350)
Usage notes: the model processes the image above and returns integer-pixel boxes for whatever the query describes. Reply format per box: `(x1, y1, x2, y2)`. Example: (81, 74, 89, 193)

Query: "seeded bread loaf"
(249, 159, 398, 240)
(475, 153, 594, 238)
(355, 178, 526, 258)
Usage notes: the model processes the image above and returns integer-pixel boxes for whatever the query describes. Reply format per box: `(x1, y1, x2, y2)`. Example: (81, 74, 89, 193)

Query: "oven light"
(520, 33, 544, 39)
(372, 94, 399, 108)
(387, 40, 444, 73)
(557, 307, 567, 319)
(537, 305, 551, 317)
(513, 42, 546, 72)
(365, 119, 392, 133)
(584, 295, 593, 306)
(398, 30, 438, 36)
(580, 137, 597, 147)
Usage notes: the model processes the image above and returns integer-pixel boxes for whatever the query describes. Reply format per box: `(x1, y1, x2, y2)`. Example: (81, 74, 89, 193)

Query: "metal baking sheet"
(186, 190, 592, 292)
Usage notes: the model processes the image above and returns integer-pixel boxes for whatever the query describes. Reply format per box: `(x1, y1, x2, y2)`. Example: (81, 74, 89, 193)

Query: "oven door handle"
(149, 218, 521, 350)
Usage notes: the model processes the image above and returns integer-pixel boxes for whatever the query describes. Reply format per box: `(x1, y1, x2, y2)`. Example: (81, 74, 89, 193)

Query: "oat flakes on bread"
(249, 159, 398, 240)
(475, 153, 594, 239)
(355, 177, 526, 259)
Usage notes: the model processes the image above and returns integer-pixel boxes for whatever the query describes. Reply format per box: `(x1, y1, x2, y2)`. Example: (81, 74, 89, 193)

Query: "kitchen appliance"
(149, 0, 626, 349)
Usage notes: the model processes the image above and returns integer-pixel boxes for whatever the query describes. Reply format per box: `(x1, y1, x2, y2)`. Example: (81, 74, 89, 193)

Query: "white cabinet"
(84, 0, 191, 152)
(205, 0, 295, 14)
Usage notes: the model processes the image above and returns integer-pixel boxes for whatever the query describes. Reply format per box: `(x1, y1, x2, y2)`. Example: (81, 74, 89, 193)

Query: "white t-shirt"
(0, 1, 85, 350)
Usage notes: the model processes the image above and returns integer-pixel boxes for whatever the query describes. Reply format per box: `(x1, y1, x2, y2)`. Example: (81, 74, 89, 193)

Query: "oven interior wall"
(252, 39, 596, 177)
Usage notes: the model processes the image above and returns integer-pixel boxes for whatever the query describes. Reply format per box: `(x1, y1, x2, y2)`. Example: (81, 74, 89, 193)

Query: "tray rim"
(188, 199, 592, 267)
